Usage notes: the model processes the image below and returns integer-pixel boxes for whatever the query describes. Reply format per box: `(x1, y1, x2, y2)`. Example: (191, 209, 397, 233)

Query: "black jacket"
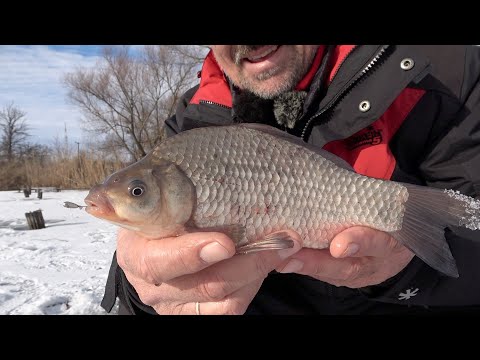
(102, 45, 480, 315)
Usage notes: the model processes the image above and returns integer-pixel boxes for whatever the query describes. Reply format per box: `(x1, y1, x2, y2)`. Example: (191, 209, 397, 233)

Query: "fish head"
(84, 157, 196, 237)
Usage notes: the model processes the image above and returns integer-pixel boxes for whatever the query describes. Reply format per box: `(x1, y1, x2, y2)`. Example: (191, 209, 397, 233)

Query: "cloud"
(0, 46, 101, 145)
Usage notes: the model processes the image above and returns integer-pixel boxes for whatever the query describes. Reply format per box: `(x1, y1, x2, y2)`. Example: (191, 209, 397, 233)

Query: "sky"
(0, 189, 118, 314)
(0, 46, 116, 146)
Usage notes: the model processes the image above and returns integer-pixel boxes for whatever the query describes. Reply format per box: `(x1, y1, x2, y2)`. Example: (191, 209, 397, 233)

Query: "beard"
(228, 45, 317, 99)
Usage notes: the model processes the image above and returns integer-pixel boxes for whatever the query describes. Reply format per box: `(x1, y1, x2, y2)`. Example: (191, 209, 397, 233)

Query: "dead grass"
(0, 151, 127, 190)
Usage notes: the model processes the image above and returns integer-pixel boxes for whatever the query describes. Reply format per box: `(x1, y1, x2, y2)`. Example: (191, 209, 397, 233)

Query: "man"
(100, 45, 480, 315)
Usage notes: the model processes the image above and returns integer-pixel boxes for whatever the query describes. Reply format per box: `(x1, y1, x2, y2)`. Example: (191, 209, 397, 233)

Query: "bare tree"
(64, 45, 206, 161)
(82, 132, 132, 164)
(0, 102, 30, 161)
(18, 143, 50, 160)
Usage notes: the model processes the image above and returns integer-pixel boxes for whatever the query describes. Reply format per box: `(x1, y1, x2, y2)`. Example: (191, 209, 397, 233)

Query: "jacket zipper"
(199, 99, 232, 109)
(300, 45, 390, 140)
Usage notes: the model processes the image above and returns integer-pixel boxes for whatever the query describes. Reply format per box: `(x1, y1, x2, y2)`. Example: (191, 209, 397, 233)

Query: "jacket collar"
(185, 46, 432, 145)
(307, 45, 432, 146)
(189, 51, 233, 107)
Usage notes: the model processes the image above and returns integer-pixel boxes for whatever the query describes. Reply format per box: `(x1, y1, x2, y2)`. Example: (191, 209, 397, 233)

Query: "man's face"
(210, 45, 320, 99)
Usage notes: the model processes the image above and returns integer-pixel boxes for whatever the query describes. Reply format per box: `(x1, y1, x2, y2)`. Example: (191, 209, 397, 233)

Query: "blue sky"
(47, 45, 104, 56)
(0, 45, 122, 146)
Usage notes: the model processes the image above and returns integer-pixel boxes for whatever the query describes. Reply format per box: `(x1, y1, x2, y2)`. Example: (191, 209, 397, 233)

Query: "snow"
(444, 189, 480, 230)
(0, 190, 119, 315)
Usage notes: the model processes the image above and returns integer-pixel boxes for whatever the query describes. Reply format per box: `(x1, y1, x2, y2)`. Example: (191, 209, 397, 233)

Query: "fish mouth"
(84, 191, 115, 219)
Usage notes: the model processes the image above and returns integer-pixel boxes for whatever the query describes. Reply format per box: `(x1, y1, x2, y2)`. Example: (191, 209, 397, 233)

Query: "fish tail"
(391, 183, 480, 278)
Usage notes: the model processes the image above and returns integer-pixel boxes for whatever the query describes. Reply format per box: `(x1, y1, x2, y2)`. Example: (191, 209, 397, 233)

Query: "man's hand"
(116, 228, 302, 315)
(276, 226, 414, 288)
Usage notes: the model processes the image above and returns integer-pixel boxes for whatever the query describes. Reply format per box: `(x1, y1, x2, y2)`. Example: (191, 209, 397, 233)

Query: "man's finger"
(329, 226, 404, 259)
(165, 230, 302, 302)
(193, 279, 263, 315)
(276, 247, 368, 282)
(116, 229, 236, 284)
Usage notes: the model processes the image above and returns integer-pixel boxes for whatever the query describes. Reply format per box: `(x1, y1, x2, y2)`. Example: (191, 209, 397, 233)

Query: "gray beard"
(228, 45, 316, 99)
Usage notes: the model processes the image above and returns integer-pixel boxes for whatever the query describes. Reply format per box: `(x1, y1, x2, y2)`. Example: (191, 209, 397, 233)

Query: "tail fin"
(391, 183, 480, 278)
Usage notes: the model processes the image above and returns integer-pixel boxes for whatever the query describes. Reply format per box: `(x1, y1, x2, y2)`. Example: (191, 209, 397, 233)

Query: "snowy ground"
(0, 190, 119, 315)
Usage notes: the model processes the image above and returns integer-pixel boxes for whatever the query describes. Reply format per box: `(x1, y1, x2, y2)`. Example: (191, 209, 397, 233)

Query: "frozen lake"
(0, 190, 118, 315)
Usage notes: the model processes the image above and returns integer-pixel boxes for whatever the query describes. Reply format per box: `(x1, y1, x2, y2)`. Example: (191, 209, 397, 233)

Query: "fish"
(63, 201, 86, 209)
(84, 124, 480, 278)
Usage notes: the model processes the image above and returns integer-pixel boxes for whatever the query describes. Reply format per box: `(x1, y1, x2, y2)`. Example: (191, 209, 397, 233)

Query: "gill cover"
(151, 158, 197, 229)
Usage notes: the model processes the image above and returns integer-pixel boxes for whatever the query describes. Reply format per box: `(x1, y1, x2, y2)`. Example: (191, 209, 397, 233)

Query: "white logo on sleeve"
(398, 288, 419, 300)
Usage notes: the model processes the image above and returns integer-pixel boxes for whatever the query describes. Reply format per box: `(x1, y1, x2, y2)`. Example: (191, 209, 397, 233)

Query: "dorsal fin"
(237, 123, 355, 172)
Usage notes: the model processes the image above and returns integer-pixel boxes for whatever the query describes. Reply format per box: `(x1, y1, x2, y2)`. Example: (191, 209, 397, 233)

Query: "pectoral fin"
(187, 224, 295, 254)
(235, 231, 295, 254)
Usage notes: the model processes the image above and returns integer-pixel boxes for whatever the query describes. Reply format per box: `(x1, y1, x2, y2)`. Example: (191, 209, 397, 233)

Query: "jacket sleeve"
(358, 62, 480, 307)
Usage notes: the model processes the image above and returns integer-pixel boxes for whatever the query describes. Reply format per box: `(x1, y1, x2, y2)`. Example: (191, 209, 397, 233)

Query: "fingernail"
(341, 243, 359, 257)
(278, 259, 304, 273)
(200, 242, 231, 263)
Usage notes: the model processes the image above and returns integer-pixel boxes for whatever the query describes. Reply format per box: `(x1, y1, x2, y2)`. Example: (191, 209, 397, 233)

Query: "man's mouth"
(244, 45, 280, 63)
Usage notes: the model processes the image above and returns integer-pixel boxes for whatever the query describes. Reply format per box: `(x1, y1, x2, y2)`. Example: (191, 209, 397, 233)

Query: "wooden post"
(23, 189, 31, 198)
(25, 210, 45, 230)
(25, 212, 34, 229)
(37, 189, 43, 199)
(35, 210, 45, 228)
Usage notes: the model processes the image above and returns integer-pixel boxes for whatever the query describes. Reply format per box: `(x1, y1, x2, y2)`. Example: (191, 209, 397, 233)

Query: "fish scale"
(85, 124, 480, 277)
(153, 125, 407, 248)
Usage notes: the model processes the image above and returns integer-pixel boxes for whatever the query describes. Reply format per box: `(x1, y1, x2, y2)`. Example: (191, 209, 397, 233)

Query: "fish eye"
(131, 187, 144, 196)
(128, 181, 146, 197)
